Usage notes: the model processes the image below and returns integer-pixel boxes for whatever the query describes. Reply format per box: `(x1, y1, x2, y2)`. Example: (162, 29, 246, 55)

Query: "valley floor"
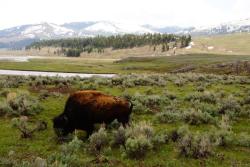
(0, 33, 250, 166)
(0, 74, 250, 167)
(0, 53, 250, 75)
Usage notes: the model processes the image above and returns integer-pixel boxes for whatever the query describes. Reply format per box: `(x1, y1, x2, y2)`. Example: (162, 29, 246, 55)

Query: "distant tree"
(161, 44, 166, 52)
(66, 49, 81, 57)
(27, 34, 190, 53)
(187, 35, 192, 42)
(166, 44, 170, 51)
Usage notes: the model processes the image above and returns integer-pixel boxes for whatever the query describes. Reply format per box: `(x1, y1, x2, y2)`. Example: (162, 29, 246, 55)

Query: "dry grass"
(183, 33, 250, 55)
(0, 45, 176, 59)
(1, 33, 250, 61)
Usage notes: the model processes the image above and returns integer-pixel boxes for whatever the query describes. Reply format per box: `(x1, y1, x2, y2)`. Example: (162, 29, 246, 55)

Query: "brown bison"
(53, 90, 133, 137)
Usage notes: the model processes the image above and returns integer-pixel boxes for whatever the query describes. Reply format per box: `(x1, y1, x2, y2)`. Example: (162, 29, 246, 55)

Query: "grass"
(2, 33, 250, 57)
(0, 74, 250, 166)
(1, 33, 250, 75)
(191, 33, 250, 55)
(0, 53, 250, 75)
(0, 33, 250, 166)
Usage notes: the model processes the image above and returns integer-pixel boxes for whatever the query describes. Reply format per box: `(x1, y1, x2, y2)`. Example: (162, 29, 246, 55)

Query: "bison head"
(53, 114, 71, 136)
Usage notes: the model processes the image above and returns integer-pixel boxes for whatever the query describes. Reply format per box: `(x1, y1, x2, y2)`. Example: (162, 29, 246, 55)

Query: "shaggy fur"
(53, 90, 133, 137)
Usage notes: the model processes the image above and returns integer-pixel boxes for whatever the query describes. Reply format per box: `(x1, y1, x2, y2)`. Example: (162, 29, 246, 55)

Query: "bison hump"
(70, 91, 128, 110)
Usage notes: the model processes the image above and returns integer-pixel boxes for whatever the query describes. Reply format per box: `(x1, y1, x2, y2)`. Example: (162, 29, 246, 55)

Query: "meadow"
(0, 73, 250, 167)
(0, 33, 250, 166)
(0, 53, 250, 75)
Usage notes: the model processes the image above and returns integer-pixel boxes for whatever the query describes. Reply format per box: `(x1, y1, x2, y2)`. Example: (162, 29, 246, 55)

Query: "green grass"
(0, 75, 250, 166)
(0, 53, 250, 75)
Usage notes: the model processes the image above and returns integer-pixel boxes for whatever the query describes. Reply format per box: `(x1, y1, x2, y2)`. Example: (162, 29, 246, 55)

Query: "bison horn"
(63, 115, 68, 123)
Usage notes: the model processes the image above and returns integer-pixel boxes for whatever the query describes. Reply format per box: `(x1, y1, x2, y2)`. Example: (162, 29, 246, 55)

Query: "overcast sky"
(0, 0, 250, 30)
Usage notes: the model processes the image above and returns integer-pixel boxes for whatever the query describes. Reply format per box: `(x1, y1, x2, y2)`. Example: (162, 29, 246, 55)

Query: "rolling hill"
(1, 18, 250, 49)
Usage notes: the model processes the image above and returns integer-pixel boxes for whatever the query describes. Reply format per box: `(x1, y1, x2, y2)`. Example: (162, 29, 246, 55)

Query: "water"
(0, 69, 116, 78)
(0, 56, 41, 62)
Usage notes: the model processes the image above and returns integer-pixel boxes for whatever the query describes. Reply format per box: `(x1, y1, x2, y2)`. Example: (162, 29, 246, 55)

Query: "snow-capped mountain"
(0, 21, 155, 48)
(79, 21, 155, 36)
(0, 22, 75, 42)
(1, 18, 250, 48)
(62, 21, 96, 31)
(0, 22, 76, 48)
(21, 22, 75, 39)
(187, 18, 250, 35)
(142, 24, 195, 34)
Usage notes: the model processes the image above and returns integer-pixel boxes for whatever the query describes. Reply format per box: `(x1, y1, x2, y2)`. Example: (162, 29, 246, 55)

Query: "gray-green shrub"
(219, 96, 241, 118)
(123, 122, 161, 159)
(183, 109, 214, 125)
(155, 109, 182, 123)
(7, 93, 43, 116)
(151, 132, 169, 150)
(178, 133, 213, 159)
(210, 116, 233, 147)
(125, 135, 152, 159)
(48, 136, 83, 166)
(11, 117, 36, 138)
(235, 133, 250, 147)
(111, 125, 126, 147)
(185, 91, 217, 104)
(0, 101, 13, 116)
(88, 128, 109, 155)
(125, 122, 154, 139)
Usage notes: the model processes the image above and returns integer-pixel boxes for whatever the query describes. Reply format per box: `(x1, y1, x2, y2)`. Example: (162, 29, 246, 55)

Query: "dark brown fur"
(53, 90, 133, 137)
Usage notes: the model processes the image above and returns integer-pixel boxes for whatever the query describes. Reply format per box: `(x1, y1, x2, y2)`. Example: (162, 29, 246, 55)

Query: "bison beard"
(53, 90, 133, 137)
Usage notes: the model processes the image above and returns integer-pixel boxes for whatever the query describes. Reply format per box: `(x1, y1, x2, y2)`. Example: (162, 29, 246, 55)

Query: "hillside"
(1, 18, 250, 49)
(193, 33, 250, 55)
(26, 34, 191, 57)
(0, 21, 156, 49)
(189, 18, 250, 36)
(129, 32, 250, 56)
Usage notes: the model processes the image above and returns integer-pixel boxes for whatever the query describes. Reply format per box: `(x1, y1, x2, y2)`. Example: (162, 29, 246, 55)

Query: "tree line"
(26, 34, 192, 57)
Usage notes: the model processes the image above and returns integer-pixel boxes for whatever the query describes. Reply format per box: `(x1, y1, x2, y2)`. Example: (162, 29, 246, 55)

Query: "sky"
(0, 0, 250, 30)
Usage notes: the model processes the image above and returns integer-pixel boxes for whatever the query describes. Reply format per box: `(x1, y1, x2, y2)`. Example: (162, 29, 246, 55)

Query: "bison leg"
(86, 125, 94, 138)
(118, 116, 130, 127)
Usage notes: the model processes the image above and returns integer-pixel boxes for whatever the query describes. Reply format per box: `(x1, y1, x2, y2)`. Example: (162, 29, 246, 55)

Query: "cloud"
(0, 0, 249, 29)
(232, 0, 250, 19)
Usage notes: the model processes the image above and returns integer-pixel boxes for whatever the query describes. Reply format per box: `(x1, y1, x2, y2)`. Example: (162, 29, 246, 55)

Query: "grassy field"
(191, 33, 250, 55)
(0, 53, 250, 75)
(0, 33, 250, 166)
(1, 33, 250, 76)
(1, 33, 250, 58)
(0, 74, 250, 166)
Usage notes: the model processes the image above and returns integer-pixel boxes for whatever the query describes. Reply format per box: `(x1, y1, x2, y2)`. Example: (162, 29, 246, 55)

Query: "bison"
(53, 90, 133, 137)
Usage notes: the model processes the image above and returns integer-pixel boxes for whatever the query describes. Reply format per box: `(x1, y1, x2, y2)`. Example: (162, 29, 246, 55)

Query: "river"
(0, 69, 116, 78)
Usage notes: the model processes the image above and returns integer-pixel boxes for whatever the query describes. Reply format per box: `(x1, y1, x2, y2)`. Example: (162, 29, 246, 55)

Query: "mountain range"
(1, 18, 250, 49)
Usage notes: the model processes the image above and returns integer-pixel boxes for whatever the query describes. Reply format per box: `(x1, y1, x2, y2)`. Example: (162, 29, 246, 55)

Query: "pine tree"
(153, 45, 156, 51)
(161, 44, 166, 52)
(166, 44, 170, 51)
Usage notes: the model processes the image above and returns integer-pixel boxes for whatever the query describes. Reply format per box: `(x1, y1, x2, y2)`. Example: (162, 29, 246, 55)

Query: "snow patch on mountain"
(47, 23, 74, 35)
(1, 18, 250, 48)
(189, 18, 250, 35)
(20, 23, 74, 38)
(81, 21, 154, 35)
(84, 22, 118, 33)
